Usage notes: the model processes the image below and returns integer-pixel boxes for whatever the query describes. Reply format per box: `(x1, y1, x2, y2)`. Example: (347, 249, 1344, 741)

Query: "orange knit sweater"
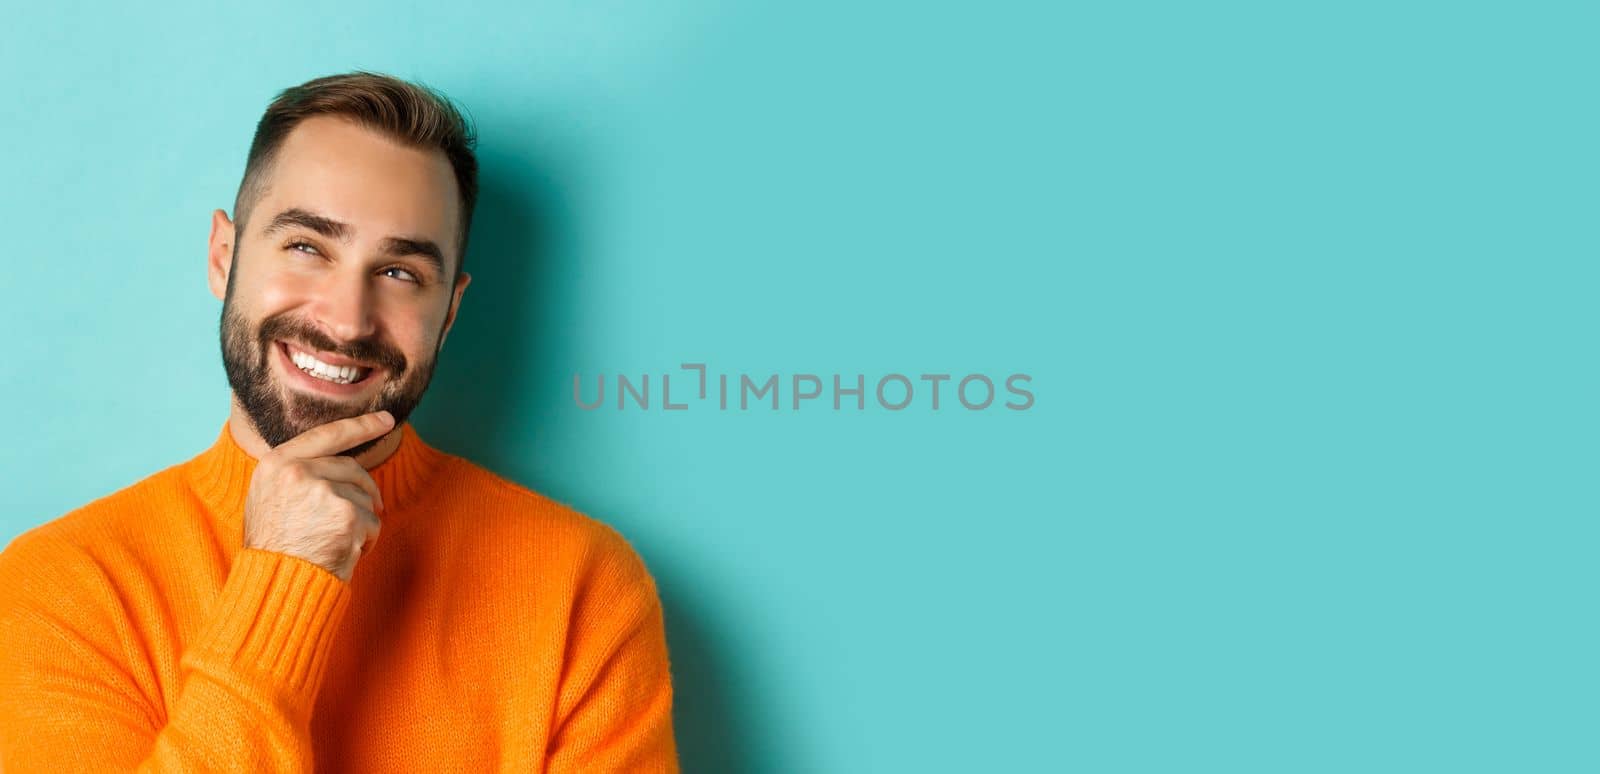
(0, 420, 679, 772)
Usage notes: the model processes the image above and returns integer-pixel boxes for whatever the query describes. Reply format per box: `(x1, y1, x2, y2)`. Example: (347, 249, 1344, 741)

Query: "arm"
(545, 530, 679, 773)
(0, 540, 351, 771)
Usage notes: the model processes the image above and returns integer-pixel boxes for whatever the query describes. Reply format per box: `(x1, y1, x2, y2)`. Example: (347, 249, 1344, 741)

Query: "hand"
(242, 411, 395, 582)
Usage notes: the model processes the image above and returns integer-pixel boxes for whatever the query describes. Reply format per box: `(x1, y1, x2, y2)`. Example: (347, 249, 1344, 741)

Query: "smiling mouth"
(279, 341, 378, 386)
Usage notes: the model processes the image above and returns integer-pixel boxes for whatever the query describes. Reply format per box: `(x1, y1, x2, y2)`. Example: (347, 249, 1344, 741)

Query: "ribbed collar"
(183, 418, 447, 537)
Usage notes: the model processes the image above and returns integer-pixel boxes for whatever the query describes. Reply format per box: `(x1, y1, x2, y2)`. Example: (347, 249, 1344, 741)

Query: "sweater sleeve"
(0, 539, 351, 772)
(545, 529, 680, 773)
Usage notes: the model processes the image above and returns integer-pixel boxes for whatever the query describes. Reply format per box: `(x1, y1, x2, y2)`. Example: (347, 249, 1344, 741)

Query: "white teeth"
(289, 349, 369, 385)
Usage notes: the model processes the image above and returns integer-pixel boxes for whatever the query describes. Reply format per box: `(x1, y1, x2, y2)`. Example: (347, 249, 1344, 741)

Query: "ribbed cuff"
(184, 548, 352, 713)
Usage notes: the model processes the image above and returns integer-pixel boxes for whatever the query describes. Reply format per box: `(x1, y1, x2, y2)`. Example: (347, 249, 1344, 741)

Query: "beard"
(219, 276, 442, 457)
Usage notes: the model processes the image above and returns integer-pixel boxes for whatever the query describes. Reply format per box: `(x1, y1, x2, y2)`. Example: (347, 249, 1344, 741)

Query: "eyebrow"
(261, 207, 447, 277)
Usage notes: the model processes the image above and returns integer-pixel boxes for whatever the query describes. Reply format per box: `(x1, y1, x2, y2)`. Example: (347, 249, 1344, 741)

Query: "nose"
(309, 268, 378, 343)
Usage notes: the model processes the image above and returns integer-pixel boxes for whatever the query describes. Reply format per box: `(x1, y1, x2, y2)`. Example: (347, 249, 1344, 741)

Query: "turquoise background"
(1, 1, 1594, 771)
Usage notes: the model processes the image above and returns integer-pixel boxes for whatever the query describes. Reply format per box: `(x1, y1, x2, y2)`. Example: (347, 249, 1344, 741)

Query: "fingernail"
(377, 410, 394, 425)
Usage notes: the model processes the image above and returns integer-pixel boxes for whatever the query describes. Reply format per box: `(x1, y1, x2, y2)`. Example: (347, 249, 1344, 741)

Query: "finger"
(359, 510, 382, 547)
(309, 458, 384, 514)
(327, 481, 375, 512)
(274, 411, 395, 460)
(353, 510, 382, 555)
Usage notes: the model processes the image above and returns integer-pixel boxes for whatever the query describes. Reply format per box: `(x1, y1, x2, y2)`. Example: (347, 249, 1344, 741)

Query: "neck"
(190, 403, 448, 545)
(227, 397, 403, 469)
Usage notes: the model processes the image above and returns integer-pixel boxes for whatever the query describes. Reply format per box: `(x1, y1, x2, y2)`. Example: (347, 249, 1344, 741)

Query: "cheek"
(245, 267, 319, 314)
(373, 299, 448, 358)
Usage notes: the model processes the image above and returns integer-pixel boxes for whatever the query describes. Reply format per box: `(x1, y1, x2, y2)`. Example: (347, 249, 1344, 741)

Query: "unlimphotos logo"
(574, 363, 1034, 412)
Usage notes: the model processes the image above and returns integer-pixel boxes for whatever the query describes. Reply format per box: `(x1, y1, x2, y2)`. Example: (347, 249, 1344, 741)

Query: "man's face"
(208, 115, 471, 456)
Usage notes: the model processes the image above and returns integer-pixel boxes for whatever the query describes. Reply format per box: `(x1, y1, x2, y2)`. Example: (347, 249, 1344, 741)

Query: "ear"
(207, 209, 237, 301)
(439, 271, 472, 349)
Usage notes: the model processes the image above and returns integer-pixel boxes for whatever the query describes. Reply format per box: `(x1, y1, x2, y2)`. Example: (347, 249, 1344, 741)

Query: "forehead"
(255, 115, 459, 262)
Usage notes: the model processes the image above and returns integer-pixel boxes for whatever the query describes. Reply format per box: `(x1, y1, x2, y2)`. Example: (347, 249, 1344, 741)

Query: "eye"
(381, 266, 420, 284)
(286, 240, 321, 256)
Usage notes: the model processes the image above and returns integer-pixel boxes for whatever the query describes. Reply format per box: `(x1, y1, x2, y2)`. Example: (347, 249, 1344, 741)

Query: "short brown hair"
(232, 70, 479, 273)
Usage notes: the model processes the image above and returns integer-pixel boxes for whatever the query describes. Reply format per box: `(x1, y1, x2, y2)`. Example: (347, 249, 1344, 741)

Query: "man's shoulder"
(433, 454, 657, 586)
(0, 463, 191, 611)
(1, 462, 190, 568)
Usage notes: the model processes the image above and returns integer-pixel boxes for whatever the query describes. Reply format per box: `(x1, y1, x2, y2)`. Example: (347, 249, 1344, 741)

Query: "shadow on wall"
(410, 141, 763, 773)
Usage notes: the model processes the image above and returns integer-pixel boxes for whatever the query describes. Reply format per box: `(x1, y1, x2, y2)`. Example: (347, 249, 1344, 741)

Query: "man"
(0, 71, 679, 772)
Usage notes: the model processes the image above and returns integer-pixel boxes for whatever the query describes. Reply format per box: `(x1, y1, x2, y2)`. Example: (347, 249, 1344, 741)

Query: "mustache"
(257, 314, 408, 374)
